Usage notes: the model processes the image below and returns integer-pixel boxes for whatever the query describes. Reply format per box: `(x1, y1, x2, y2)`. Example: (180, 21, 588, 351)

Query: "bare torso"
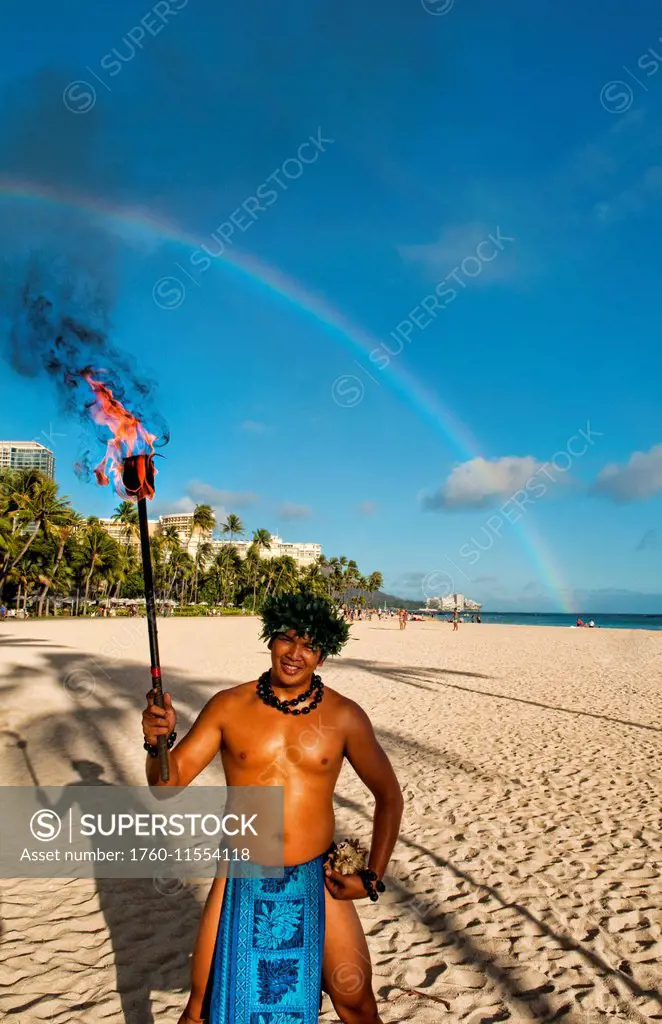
(216, 680, 347, 864)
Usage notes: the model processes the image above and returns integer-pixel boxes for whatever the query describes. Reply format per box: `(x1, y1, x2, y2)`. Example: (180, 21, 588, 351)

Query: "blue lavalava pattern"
(257, 957, 299, 1003)
(253, 900, 303, 949)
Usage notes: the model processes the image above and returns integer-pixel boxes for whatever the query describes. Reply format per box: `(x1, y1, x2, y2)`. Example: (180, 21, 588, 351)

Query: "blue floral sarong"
(204, 854, 326, 1023)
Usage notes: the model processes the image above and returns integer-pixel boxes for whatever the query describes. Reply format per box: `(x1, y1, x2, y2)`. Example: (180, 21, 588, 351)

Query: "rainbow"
(0, 177, 573, 611)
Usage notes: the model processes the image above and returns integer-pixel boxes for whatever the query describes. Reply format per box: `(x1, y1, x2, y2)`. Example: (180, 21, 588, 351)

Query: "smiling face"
(269, 629, 325, 688)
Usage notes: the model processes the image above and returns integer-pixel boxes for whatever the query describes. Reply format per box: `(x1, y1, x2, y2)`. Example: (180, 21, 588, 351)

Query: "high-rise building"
(0, 441, 55, 480)
(98, 516, 160, 545)
(159, 512, 214, 556)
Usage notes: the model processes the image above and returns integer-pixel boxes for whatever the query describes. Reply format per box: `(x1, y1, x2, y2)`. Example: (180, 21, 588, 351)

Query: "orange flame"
(84, 373, 158, 500)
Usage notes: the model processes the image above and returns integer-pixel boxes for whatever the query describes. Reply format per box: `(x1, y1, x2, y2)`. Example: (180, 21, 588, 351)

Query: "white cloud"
(187, 480, 259, 508)
(150, 496, 196, 518)
(398, 222, 517, 284)
(423, 456, 545, 510)
(593, 165, 662, 225)
(150, 480, 259, 522)
(238, 420, 269, 434)
(278, 502, 312, 520)
(593, 444, 662, 502)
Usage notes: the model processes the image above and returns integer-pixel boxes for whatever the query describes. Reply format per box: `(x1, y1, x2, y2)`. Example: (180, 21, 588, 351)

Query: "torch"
(84, 374, 170, 782)
(122, 454, 170, 782)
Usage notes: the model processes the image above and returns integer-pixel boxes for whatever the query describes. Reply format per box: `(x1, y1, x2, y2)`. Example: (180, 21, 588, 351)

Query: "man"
(142, 591, 403, 1024)
(452, 607, 459, 631)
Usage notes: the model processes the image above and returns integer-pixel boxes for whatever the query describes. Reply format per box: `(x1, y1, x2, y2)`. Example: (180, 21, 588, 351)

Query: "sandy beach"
(1, 616, 661, 1023)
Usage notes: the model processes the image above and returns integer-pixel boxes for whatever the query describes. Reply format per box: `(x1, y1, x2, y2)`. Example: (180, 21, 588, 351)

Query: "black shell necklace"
(256, 669, 324, 715)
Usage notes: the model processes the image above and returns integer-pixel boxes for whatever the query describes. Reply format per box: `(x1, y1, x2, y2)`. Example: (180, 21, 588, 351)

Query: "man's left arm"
(343, 701, 404, 880)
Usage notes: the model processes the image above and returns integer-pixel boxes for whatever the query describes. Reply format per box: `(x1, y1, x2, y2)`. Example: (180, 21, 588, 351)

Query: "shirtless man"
(142, 591, 403, 1024)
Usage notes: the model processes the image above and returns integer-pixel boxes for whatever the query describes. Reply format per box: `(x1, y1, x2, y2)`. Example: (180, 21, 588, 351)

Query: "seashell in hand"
(330, 838, 368, 875)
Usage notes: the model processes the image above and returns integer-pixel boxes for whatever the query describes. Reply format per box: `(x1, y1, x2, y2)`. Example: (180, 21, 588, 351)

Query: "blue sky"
(1, 0, 661, 611)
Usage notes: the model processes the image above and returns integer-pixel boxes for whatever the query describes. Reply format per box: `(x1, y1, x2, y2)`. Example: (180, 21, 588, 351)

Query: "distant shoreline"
(431, 611, 662, 631)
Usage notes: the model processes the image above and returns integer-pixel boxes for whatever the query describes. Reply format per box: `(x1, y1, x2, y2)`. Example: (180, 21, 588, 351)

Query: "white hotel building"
(425, 593, 482, 612)
(99, 511, 321, 567)
(212, 535, 321, 567)
(0, 441, 55, 480)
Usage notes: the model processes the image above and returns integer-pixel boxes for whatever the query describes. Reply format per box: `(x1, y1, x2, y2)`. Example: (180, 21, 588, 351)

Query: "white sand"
(1, 617, 661, 1023)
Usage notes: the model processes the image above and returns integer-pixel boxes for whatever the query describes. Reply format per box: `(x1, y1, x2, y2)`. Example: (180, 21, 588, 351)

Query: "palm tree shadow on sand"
(4, 648, 239, 1024)
(16, 758, 202, 1024)
(341, 656, 662, 733)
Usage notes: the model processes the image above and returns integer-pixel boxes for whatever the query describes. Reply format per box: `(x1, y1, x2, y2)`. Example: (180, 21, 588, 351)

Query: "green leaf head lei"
(259, 590, 350, 658)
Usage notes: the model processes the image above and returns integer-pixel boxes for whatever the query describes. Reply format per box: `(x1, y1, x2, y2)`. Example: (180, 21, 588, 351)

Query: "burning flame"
(84, 373, 158, 500)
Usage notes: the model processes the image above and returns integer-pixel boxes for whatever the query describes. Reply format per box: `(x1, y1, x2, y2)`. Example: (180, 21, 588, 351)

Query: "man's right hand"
(142, 690, 177, 745)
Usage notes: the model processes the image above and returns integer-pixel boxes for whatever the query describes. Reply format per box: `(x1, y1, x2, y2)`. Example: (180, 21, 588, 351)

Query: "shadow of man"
(38, 759, 202, 1024)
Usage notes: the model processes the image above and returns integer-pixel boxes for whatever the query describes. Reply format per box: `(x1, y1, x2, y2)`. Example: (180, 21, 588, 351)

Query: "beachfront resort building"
(426, 593, 482, 612)
(0, 441, 55, 480)
(98, 519, 132, 544)
(98, 513, 321, 567)
(99, 511, 211, 553)
(212, 534, 321, 568)
(158, 512, 213, 554)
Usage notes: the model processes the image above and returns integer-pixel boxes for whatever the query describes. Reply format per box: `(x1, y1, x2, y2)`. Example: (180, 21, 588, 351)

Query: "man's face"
(270, 629, 324, 687)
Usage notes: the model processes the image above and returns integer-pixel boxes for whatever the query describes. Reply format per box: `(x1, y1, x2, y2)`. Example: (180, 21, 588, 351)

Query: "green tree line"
(0, 470, 383, 615)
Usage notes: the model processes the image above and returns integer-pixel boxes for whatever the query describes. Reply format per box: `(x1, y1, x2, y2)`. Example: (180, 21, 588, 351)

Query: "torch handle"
(151, 681, 171, 782)
(138, 498, 170, 783)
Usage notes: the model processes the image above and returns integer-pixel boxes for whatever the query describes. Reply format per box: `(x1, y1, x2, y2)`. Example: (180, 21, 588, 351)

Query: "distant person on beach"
(576, 617, 584, 628)
(0, 605, 6, 621)
(476, 614, 481, 624)
(452, 607, 459, 632)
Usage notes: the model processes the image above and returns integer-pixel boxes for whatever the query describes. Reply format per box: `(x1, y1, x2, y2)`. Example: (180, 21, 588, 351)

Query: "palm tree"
(299, 557, 328, 598)
(167, 549, 194, 603)
(265, 555, 298, 598)
(0, 512, 15, 580)
(204, 544, 241, 606)
(190, 504, 215, 602)
(221, 513, 244, 543)
(161, 524, 182, 555)
(193, 540, 213, 604)
(8, 565, 29, 616)
(344, 558, 360, 587)
(0, 476, 73, 595)
(77, 520, 122, 613)
(36, 510, 83, 616)
(367, 571, 383, 602)
(326, 557, 346, 602)
(251, 528, 272, 553)
(242, 548, 264, 612)
(111, 500, 139, 554)
(161, 527, 183, 601)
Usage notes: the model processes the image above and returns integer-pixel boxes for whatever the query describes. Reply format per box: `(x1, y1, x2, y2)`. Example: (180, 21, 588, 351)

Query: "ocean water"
(435, 612, 662, 631)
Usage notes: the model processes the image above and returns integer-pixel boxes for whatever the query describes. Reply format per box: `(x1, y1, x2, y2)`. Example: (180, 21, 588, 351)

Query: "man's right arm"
(146, 692, 225, 788)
